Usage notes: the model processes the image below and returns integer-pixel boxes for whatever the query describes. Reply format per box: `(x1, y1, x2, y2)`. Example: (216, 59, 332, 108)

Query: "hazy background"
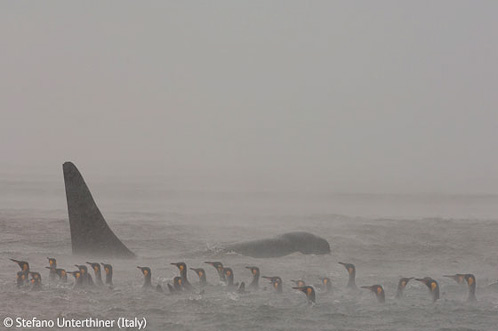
(2, 5, 498, 330)
(1, 1, 497, 194)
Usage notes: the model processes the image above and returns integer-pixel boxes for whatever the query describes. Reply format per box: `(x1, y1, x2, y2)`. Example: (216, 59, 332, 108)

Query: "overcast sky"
(1, 1, 497, 193)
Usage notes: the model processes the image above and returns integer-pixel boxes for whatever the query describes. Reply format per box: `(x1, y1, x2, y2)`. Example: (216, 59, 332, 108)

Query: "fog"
(2, 4, 498, 329)
(1, 1, 497, 194)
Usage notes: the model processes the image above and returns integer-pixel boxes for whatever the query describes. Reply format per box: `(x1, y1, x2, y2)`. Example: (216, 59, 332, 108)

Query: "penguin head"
(263, 276, 282, 291)
(47, 257, 56, 267)
(464, 274, 476, 288)
(416, 277, 437, 290)
(293, 286, 315, 303)
(416, 277, 439, 301)
(173, 276, 183, 289)
(190, 268, 205, 279)
(56, 269, 67, 279)
(10, 259, 29, 272)
(16, 271, 26, 284)
(338, 262, 355, 275)
(29, 272, 41, 284)
(291, 280, 306, 288)
(223, 268, 234, 282)
(415, 277, 431, 284)
(86, 262, 101, 274)
(398, 277, 414, 289)
(101, 263, 113, 275)
(246, 266, 260, 277)
(171, 262, 187, 273)
(321, 277, 332, 291)
(273, 278, 282, 291)
(69, 271, 82, 282)
(205, 261, 224, 273)
(75, 265, 88, 275)
(443, 274, 466, 284)
(137, 266, 151, 277)
(464, 274, 477, 301)
(362, 284, 385, 303)
(362, 284, 384, 296)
